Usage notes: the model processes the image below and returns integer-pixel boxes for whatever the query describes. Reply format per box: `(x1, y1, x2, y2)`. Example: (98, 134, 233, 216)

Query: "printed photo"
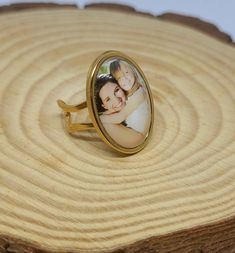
(94, 58, 151, 149)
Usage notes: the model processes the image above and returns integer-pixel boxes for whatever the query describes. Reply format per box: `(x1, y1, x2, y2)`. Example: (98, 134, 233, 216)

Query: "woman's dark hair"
(95, 74, 119, 113)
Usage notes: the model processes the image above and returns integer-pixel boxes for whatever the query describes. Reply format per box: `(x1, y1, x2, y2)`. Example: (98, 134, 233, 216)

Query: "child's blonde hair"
(110, 60, 138, 84)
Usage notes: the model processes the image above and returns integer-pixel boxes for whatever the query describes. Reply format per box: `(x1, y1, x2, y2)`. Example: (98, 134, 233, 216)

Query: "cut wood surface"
(0, 3, 235, 253)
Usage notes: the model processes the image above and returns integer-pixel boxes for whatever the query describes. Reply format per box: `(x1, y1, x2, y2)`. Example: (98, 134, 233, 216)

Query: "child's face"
(117, 63, 135, 91)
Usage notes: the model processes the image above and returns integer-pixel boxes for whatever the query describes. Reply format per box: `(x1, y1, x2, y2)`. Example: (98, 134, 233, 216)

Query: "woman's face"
(99, 82, 126, 114)
(117, 63, 135, 91)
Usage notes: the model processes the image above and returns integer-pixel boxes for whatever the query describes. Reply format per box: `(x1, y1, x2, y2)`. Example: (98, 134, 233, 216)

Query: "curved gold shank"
(57, 99, 94, 132)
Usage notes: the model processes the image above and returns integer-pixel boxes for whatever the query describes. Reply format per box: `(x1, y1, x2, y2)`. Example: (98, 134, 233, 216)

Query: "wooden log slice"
(0, 3, 235, 253)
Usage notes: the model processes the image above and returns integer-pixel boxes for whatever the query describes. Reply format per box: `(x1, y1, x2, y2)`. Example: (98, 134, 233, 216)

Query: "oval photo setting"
(91, 52, 153, 153)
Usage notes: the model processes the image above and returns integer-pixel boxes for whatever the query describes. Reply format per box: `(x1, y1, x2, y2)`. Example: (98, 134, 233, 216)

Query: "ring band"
(57, 50, 154, 154)
(57, 100, 94, 131)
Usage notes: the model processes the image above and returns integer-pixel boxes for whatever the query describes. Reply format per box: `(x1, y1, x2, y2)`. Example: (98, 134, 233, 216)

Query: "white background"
(1, 0, 235, 41)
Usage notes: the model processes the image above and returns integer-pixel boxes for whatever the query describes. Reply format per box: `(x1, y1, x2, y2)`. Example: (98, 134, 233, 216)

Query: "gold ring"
(57, 50, 154, 154)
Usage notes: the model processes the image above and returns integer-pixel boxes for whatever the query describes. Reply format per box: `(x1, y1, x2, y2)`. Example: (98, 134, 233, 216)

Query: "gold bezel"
(86, 50, 154, 154)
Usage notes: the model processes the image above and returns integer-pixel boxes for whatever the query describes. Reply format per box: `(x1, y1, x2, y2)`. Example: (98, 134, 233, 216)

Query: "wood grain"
(0, 3, 235, 253)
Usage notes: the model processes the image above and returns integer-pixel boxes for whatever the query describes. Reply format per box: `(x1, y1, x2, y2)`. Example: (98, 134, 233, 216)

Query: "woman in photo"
(95, 74, 145, 148)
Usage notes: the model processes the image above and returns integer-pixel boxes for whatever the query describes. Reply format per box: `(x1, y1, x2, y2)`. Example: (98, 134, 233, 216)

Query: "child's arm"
(103, 123, 144, 148)
(100, 89, 145, 124)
